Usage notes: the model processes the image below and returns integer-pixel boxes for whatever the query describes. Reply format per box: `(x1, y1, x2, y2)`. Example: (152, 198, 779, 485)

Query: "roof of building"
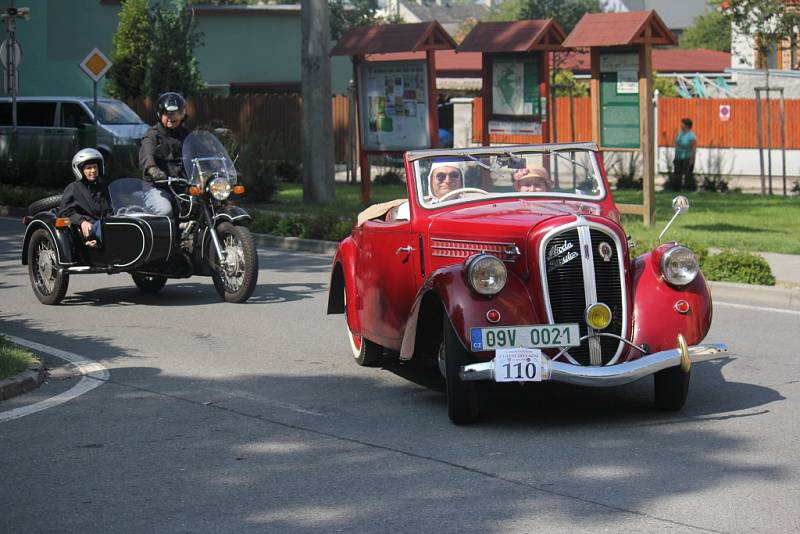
(610, 1, 709, 30)
(330, 21, 456, 56)
(456, 19, 566, 53)
(562, 10, 676, 48)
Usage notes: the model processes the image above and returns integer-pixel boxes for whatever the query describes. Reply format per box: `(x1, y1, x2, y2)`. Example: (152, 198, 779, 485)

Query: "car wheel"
(28, 195, 62, 216)
(344, 292, 382, 366)
(27, 228, 69, 305)
(654, 366, 691, 411)
(441, 314, 479, 425)
(210, 222, 258, 303)
(131, 273, 167, 293)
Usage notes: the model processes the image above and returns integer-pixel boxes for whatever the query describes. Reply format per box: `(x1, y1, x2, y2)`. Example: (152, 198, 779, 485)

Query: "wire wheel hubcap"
(34, 241, 57, 294)
(220, 234, 245, 292)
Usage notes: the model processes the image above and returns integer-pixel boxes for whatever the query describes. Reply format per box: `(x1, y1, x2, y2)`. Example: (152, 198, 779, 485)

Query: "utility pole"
(301, 0, 335, 204)
(1, 2, 31, 133)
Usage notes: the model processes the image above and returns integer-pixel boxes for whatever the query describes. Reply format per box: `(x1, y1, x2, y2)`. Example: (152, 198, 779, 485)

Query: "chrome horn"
(658, 196, 689, 243)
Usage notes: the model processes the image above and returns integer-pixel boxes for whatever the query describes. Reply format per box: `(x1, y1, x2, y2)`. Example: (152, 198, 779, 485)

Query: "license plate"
(470, 323, 580, 351)
(494, 348, 545, 382)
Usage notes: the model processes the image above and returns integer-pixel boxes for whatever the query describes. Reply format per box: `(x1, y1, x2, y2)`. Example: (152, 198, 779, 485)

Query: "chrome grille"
(542, 223, 625, 366)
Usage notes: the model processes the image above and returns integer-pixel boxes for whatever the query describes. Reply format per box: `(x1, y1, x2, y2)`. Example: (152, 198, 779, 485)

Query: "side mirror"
(658, 196, 690, 243)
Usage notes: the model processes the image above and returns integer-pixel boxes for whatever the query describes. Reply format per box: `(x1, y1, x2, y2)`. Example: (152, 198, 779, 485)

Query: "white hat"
(427, 160, 463, 193)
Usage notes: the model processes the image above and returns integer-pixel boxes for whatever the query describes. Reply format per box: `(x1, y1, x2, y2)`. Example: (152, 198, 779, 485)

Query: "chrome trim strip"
(431, 238, 520, 262)
(577, 223, 602, 365)
(460, 343, 728, 385)
(106, 221, 146, 268)
(538, 219, 628, 366)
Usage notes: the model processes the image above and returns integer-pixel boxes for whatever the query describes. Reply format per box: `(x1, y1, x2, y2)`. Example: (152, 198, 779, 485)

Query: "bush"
(792, 180, 800, 196)
(275, 160, 301, 183)
(606, 152, 642, 190)
(236, 134, 279, 202)
(700, 175, 729, 193)
(374, 170, 404, 186)
(702, 250, 775, 285)
(250, 211, 354, 242)
(0, 184, 60, 208)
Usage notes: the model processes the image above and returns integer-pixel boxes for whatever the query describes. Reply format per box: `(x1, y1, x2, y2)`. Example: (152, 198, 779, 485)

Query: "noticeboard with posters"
(358, 60, 431, 151)
(490, 57, 541, 118)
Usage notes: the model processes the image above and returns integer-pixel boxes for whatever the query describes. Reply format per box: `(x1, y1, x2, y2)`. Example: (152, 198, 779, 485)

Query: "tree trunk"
(301, 0, 335, 204)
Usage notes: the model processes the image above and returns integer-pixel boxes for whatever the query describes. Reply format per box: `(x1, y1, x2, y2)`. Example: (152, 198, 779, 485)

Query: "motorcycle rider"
(138, 92, 190, 217)
(59, 148, 113, 248)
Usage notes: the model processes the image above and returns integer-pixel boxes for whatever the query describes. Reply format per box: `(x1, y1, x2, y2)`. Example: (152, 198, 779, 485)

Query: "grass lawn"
(246, 182, 407, 217)
(0, 336, 36, 380)
(614, 190, 800, 254)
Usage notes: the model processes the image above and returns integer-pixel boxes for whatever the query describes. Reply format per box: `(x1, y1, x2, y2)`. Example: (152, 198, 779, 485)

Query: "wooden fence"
(472, 96, 800, 150)
(125, 94, 352, 163)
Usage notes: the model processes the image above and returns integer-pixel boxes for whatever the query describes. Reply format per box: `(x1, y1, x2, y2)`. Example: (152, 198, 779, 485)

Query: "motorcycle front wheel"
(210, 222, 258, 303)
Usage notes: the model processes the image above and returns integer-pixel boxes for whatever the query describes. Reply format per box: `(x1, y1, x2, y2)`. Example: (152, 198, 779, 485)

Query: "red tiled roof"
(456, 19, 565, 53)
(361, 48, 729, 78)
(562, 10, 676, 48)
(330, 22, 456, 56)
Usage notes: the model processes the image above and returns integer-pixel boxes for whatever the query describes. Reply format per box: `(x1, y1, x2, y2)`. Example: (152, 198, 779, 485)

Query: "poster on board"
(600, 53, 639, 95)
(491, 58, 540, 117)
(358, 60, 430, 151)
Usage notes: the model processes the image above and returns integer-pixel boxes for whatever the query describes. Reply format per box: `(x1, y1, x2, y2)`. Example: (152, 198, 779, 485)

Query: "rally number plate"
(470, 323, 580, 351)
(494, 348, 545, 382)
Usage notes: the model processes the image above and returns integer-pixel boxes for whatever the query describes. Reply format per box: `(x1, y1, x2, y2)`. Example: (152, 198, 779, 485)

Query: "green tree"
(722, 0, 796, 70)
(143, 3, 205, 98)
(552, 69, 588, 96)
(106, 0, 152, 99)
(679, 3, 731, 52)
(329, 0, 380, 41)
(486, 0, 601, 32)
(653, 73, 678, 97)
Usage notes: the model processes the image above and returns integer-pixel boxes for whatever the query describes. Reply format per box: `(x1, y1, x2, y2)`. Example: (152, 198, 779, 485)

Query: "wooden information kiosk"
(563, 11, 675, 225)
(457, 19, 566, 147)
(331, 22, 456, 204)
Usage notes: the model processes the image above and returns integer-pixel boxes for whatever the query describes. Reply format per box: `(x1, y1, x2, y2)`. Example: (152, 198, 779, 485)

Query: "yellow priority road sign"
(80, 48, 112, 82)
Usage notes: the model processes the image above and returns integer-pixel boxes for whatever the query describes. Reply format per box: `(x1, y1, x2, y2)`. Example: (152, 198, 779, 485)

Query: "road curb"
(708, 281, 800, 312)
(0, 360, 47, 401)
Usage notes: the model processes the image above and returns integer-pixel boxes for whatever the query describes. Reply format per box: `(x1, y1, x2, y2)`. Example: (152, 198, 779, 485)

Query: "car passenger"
(59, 148, 113, 248)
(513, 165, 552, 193)
(138, 92, 190, 217)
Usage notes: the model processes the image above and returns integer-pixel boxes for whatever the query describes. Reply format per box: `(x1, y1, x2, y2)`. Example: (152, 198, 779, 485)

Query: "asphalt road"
(1, 216, 798, 533)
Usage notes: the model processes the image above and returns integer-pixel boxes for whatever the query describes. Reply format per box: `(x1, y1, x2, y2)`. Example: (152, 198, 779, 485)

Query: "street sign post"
(79, 47, 112, 132)
(2, 6, 31, 132)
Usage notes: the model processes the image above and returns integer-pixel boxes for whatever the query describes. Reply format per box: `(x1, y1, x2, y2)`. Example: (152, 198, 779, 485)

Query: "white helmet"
(71, 148, 105, 180)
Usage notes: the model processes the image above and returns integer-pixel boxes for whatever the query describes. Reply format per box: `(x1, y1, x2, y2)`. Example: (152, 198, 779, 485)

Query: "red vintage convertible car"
(327, 143, 726, 424)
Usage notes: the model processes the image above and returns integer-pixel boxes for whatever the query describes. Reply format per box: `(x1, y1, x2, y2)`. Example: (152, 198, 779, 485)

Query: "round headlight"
(466, 254, 507, 296)
(660, 245, 699, 287)
(209, 177, 231, 200)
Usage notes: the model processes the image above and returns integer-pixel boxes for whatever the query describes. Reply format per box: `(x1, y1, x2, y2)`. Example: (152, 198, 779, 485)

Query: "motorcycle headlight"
(660, 245, 699, 287)
(466, 254, 507, 296)
(209, 177, 231, 201)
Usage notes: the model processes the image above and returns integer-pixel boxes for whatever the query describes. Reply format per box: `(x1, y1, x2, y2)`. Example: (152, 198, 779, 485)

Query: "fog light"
(585, 303, 612, 330)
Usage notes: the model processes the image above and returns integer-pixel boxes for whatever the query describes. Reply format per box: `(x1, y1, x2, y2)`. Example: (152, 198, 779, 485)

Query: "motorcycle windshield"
(182, 131, 237, 188)
(108, 177, 159, 215)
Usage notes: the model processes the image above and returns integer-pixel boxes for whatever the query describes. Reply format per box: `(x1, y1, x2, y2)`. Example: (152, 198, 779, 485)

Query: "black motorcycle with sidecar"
(22, 131, 258, 304)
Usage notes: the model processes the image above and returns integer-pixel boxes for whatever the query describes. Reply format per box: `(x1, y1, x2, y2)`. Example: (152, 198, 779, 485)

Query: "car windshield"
(83, 100, 144, 125)
(411, 147, 604, 209)
(108, 178, 158, 215)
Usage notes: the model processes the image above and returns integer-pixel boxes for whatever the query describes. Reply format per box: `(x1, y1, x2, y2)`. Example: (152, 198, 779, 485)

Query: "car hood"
(426, 199, 601, 241)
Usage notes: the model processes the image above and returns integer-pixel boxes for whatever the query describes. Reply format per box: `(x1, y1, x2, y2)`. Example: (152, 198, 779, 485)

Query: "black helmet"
(156, 92, 186, 118)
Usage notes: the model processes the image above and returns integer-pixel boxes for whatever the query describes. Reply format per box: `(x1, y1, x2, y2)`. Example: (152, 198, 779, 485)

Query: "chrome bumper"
(459, 342, 728, 387)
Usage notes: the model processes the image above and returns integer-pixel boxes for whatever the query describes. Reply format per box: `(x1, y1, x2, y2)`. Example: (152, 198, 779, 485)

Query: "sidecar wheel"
(27, 228, 69, 305)
(210, 222, 258, 303)
(131, 273, 167, 294)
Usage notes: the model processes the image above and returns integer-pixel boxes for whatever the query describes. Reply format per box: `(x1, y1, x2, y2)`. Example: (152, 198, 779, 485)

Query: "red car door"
(356, 220, 420, 349)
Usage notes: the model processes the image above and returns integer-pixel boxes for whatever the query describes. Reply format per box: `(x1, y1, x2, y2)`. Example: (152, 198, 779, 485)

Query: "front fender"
(327, 237, 360, 332)
(631, 247, 713, 356)
(213, 204, 251, 225)
(400, 263, 545, 361)
(22, 216, 77, 266)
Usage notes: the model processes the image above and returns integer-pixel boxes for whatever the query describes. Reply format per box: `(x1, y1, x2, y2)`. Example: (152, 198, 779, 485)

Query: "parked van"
(0, 96, 148, 174)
